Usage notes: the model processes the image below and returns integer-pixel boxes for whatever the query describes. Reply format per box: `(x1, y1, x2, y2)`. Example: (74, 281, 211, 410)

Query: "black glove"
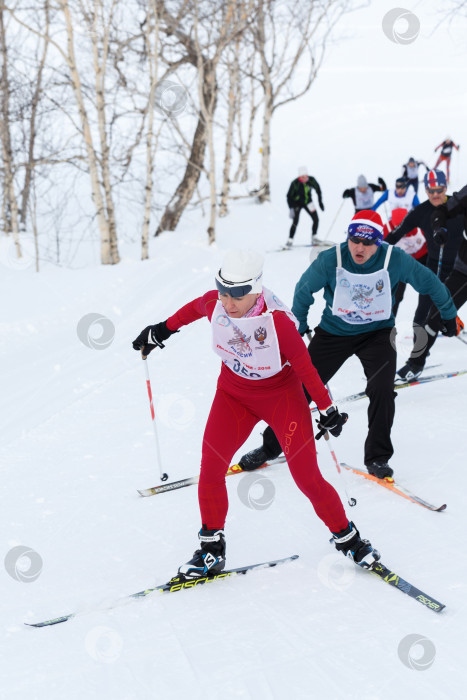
(318, 199, 325, 212)
(132, 321, 178, 356)
(299, 326, 312, 338)
(315, 405, 348, 440)
(431, 206, 448, 245)
(433, 227, 448, 246)
(424, 317, 442, 337)
(440, 317, 458, 337)
(378, 177, 387, 190)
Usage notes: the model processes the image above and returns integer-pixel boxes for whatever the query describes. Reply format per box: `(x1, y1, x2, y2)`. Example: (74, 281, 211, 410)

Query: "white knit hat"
(215, 249, 264, 296)
(298, 166, 308, 176)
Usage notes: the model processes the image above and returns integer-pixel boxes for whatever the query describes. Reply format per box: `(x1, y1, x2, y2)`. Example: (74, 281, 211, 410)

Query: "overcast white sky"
(269, 0, 467, 212)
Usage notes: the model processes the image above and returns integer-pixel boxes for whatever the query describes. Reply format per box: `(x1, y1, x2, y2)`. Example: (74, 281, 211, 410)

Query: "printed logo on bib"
(254, 326, 269, 349)
(339, 278, 350, 288)
(376, 278, 384, 293)
(215, 314, 231, 327)
(227, 327, 252, 358)
(351, 284, 374, 310)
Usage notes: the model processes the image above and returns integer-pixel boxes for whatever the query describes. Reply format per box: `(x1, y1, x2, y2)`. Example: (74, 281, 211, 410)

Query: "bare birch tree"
(155, 0, 254, 242)
(252, 0, 351, 202)
(0, 5, 21, 255)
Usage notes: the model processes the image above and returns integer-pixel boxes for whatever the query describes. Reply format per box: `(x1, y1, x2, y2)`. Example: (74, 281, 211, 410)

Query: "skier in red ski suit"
(133, 250, 380, 580)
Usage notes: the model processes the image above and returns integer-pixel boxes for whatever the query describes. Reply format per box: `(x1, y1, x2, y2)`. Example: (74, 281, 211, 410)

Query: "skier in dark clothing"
(238, 210, 456, 480)
(286, 166, 324, 247)
(385, 170, 465, 380)
(402, 157, 428, 194)
(434, 138, 460, 184)
(411, 184, 467, 367)
(342, 175, 387, 212)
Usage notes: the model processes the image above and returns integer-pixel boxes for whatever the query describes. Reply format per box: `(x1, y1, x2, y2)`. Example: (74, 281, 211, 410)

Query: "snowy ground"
(2, 202, 467, 699)
(2, 1, 467, 699)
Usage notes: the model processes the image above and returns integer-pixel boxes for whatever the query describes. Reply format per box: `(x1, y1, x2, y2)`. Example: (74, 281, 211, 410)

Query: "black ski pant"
(408, 254, 455, 367)
(413, 255, 453, 327)
(289, 205, 319, 240)
(409, 268, 467, 368)
(261, 326, 397, 467)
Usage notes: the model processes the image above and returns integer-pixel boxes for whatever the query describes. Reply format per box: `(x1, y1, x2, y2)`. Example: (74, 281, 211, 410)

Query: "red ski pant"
(198, 373, 348, 533)
(434, 154, 451, 181)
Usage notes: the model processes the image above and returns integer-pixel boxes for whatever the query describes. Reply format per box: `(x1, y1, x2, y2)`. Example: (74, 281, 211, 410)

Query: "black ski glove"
(316, 405, 348, 440)
(431, 207, 448, 246)
(132, 321, 178, 356)
(299, 326, 312, 338)
(318, 199, 325, 212)
(440, 317, 458, 337)
(378, 177, 387, 190)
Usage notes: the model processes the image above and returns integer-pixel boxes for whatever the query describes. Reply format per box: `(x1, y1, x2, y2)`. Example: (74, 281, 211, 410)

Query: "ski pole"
(322, 431, 356, 507)
(322, 383, 356, 506)
(322, 200, 345, 241)
(436, 244, 444, 279)
(142, 355, 168, 482)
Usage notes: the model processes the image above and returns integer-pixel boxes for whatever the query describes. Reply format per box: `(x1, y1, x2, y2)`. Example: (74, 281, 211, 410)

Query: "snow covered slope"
(2, 1, 467, 698)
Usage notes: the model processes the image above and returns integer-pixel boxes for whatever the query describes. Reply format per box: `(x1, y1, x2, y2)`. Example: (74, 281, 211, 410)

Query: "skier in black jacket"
(421, 184, 467, 354)
(385, 170, 464, 380)
(286, 166, 323, 247)
(402, 157, 428, 194)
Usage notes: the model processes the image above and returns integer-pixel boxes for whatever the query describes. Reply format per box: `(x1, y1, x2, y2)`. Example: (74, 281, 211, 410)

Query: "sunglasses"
(395, 185, 407, 190)
(348, 235, 375, 247)
(426, 187, 446, 194)
(215, 270, 254, 298)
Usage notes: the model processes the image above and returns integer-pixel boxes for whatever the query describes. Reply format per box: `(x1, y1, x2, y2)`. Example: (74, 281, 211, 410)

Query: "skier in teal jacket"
(239, 210, 457, 479)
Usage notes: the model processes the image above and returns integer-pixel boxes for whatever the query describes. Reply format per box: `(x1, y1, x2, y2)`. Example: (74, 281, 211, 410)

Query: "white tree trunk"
(218, 41, 239, 217)
(141, 1, 159, 261)
(0, 7, 21, 256)
(60, 0, 118, 265)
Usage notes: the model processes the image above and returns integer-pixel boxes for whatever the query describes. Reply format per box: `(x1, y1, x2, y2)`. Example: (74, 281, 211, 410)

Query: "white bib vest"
(332, 244, 393, 325)
(211, 288, 298, 380)
(355, 187, 375, 210)
(387, 185, 415, 213)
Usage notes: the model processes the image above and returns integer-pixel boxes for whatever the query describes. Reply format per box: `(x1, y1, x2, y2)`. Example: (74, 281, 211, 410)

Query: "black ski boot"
(367, 461, 394, 479)
(239, 445, 279, 471)
(177, 527, 226, 580)
(332, 521, 380, 569)
(396, 360, 423, 382)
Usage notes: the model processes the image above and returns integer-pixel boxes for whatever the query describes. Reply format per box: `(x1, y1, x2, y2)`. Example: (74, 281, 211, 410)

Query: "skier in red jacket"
(434, 138, 460, 184)
(133, 250, 380, 580)
(383, 207, 427, 315)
